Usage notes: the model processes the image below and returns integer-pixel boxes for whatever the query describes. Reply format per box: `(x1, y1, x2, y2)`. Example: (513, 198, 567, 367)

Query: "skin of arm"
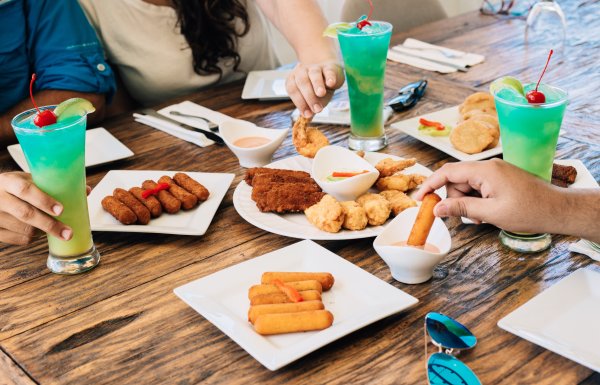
(0, 91, 106, 147)
(257, 0, 345, 117)
(415, 158, 600, 243)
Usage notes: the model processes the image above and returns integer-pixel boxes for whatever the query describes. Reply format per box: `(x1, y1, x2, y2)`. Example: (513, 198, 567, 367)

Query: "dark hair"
(172, 0, 250, 79)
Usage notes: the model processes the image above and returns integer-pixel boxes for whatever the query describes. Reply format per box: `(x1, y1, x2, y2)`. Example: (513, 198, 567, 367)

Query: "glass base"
(499, 231, 551, 253)
(348, 133, 388, 151)
(47, 245, 101, 274)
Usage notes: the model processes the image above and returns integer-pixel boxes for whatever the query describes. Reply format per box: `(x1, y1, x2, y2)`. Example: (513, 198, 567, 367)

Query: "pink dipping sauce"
(233, 136, 270, 148)
(392, 241, 440, 253)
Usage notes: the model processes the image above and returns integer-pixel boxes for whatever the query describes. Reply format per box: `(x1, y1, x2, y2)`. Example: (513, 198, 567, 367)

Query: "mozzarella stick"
(248, 280, 322, 300)
(250, 290, 321, 306)
(101, 196, 137, 225)
(158, 175, 198, 210)
(142, 180, 181, 214)
(173, 173, 209, 201)
(248, 300, 324, 324)
(407, 193, 441, 247)
(113, 188, 151, 225)
(129, 187, 162, 218)
(261, 272, 334, 291)
(253, 310, 334, 335)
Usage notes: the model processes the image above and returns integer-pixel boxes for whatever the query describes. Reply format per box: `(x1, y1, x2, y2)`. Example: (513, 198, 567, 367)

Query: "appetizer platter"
(174, 240, 418, 370)
(88, 170, 234, 235)
(233, 151, 446, 240)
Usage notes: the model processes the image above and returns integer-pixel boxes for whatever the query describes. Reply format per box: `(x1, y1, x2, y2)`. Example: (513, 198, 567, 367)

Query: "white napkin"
(388, 38, 485, 73)
(569, 240, 600, 261)
(134, 101, 229, 147)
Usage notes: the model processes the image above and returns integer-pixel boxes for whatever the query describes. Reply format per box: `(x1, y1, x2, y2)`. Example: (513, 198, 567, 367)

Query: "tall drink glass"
(12, 107, 100, 274)
(338, 21, 392, 151)
(493, 84, 568, 252)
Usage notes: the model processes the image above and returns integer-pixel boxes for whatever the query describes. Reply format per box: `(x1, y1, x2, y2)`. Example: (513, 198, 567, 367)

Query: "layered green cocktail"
(337, 21, 392, 151)
(12, 98, 100, 274)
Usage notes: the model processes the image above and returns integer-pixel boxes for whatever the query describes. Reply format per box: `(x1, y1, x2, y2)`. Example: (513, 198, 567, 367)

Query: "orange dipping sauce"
(233, 136, 271, 148)
(392, 241, 440, 253)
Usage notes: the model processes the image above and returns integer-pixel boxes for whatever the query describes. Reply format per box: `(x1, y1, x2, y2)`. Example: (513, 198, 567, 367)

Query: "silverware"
(169, 111, 219, 132)
(139, 109, 224, 145)
(391, 47, 468, 72)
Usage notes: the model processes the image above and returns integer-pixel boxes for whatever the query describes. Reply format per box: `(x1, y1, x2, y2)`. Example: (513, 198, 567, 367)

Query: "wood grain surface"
(1, 3, 599, 384)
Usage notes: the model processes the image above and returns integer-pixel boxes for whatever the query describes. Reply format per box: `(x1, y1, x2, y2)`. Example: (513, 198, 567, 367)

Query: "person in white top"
(78, 0, 344, 117)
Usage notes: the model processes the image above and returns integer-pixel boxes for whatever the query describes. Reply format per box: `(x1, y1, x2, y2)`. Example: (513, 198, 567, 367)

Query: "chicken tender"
(380, 190, 417, 216)
(375, 157, 417, 178)
(375, 173, 426, 192)
(450, 120, 494, 154)
(292, 116, 329, 158)
(340, 201, 368, 231)
(245, 168, 310, 186)
(356, 193, 391, 226)
(304, 195, 345, 233)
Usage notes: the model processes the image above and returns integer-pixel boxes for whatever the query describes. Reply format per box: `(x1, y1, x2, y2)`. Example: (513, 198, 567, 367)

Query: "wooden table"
(2, 3, 599, 384)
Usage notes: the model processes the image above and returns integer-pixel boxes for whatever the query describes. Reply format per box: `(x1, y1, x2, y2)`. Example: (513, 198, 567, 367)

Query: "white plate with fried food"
(174, 240, 418, 370)
(391, 105, 503, 161)
(233, 152, 445, 240)
(88, 170, 234, 235)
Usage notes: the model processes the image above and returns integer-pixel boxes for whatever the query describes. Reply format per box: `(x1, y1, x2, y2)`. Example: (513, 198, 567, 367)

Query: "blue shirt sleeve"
(26, 0, 116, 101)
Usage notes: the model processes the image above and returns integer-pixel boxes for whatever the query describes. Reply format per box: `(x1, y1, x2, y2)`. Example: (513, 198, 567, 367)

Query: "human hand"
(0, 172, 72, 245)
(286, 60, 345, 118)
(414, 159, 562, 234)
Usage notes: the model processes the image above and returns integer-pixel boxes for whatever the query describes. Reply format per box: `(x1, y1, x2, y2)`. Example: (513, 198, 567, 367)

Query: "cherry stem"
(29, 74, 41, 114)
(367, 0, 373, 20)
(535, 49, 553, 92)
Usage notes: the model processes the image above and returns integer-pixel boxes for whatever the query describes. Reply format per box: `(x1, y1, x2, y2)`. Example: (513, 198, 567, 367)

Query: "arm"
(257, 0, 344, 118)
(0, 90, 106, 146)
(415, 159, 600, 242)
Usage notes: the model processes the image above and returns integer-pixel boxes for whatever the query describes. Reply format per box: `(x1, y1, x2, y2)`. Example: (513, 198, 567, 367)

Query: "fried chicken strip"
(379, 190, 417, 216)
(375, 158, 417, 178)
(375, 174, 427, 192)
(245, 168, 310, 186)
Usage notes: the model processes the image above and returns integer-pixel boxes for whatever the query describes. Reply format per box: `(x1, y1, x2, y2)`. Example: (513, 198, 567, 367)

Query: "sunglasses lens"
(427, 353, 481, 385)
(425, 312, 476, 350)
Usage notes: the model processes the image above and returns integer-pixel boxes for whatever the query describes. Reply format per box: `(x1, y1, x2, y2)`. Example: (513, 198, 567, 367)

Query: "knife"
(139, 108, 225, 145)
(391, 46, 468, 72)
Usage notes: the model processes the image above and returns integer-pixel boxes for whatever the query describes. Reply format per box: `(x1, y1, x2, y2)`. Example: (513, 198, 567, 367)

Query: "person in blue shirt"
(0, 0, 115, 145)
(0, 0, 115, 246)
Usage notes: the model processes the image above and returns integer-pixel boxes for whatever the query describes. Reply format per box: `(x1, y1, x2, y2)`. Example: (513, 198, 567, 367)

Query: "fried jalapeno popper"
(407, 193, 442, 247)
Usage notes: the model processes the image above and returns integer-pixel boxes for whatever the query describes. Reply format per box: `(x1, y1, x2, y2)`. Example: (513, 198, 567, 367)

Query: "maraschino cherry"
(356, 0, 373, 30)
(526, 50, 554, 104)
(29, 74, 57, 127)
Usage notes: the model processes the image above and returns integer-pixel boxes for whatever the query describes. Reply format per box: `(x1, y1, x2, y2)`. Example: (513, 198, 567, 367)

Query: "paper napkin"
(569, 240, 600, 262)
(388, 38, 485, 73)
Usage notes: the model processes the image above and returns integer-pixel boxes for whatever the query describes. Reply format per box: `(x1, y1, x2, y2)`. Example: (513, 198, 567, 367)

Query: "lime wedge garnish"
(323, 22, 353, 38)
(490, 76, 525, 96)
(54, 98, 96, 122)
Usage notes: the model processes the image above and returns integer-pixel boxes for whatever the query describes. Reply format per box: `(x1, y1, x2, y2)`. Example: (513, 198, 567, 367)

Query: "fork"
(169, 111, 219, 132)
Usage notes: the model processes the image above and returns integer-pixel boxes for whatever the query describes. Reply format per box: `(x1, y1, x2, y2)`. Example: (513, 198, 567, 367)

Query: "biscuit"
(450, 120, 494, 154)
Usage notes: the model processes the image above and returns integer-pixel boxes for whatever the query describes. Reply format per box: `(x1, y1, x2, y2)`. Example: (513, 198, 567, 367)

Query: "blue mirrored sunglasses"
(425, 312, 481, 385)
(387, 79, 427, 112)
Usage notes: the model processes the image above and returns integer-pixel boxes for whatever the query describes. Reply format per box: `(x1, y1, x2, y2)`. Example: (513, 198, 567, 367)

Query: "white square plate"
(498, 268, 600, 372)
(88, 170, 234, 235)
(391, 106, 501, 161)
(174, 240, 418, 370)
(7, 127, 133, 172)
(242, 70, 291, 100)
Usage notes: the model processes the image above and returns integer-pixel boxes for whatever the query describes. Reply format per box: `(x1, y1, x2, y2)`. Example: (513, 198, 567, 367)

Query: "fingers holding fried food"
(248, 301, 325, 324)
(113, 188, 151, 225)
(356, 193, 391, 226)
(261, 272, 335, 291)
(380, 190, 417, 216)
(173, 173, 210, 201)
(375, 174, 426, 192)
(102, 196, 137, 225)
(249, 290, 322, 306)
(304, 194, 345, 233)
(142, 180, 181, 214)
(129, 187, 162, 218)
(158, 176, 198, 210)
(340, 201, 368, 231)
(253, 310, 334, 335)
(407, 193, 441, 247)
(292, 116, 329, 158)
(375, 158, 417, 178)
